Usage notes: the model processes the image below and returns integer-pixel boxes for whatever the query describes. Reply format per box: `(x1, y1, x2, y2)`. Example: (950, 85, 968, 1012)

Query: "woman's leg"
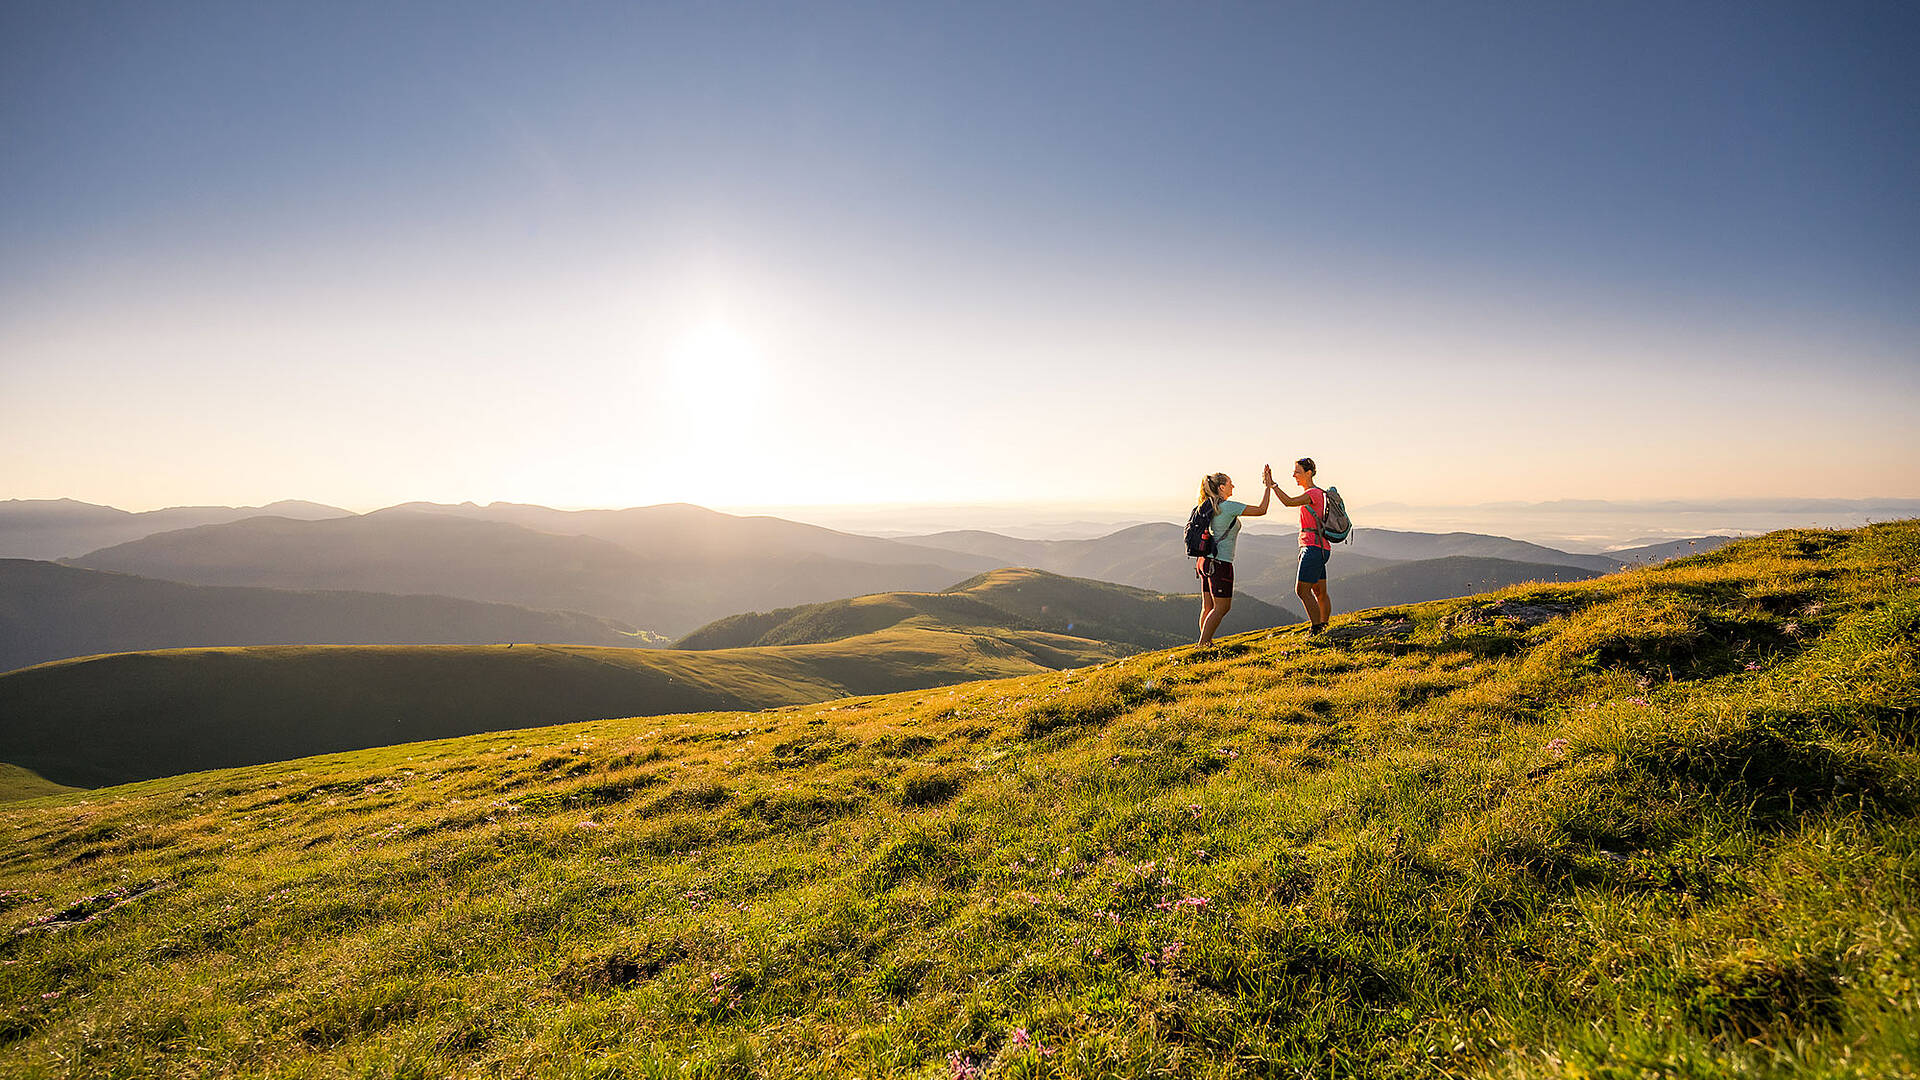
(1200, 596, 1232, 645)
(1310, 581, 1331, 625)
(1198, 590, 1216, 642)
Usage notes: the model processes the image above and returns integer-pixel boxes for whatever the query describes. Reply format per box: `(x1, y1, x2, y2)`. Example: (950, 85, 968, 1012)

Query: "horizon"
(4, 4, 1917, 511)
(11, 492, 1919, 553)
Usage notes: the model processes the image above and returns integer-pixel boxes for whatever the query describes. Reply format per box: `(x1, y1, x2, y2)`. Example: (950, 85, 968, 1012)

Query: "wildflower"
(1544, 738, 1569, 758)
(1784, 621, 1802, 637)
(578, 820, 599, 829)
(1744, 661, 1761, 672)
(1627, 697, 1650, 707)
(1186, 803, 1203, 816)
(1011, 1027, 1030, 1049)
(41, 991, 60, 1000)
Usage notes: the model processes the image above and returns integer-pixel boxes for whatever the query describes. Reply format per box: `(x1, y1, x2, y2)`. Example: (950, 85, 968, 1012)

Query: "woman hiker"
(1195, 468, 1273, 646)
(1266, 457, 1333, 634)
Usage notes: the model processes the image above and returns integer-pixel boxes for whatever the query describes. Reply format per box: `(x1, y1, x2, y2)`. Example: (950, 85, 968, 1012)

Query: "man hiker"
(1267, 457, 1334, 634)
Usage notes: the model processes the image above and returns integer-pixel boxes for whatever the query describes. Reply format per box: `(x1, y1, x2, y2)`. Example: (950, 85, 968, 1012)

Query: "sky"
(3, 1, 1917, 519)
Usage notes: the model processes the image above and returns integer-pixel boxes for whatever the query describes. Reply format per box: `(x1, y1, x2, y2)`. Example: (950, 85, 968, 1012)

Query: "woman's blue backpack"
(1184, 502, 1217, 557)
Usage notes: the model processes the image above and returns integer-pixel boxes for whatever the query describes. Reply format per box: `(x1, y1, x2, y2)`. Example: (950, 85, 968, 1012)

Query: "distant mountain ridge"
(896, 523, 1625, 603)
(0, 499, 350, 560)
(10, 498, 1734, 643)
(1326, 529, 1624, 572)
(676, 567, 1296, 651)
(1331, 556, 1603, 610)
(0, 559, 649, 675)
(67, 511, 999, 638)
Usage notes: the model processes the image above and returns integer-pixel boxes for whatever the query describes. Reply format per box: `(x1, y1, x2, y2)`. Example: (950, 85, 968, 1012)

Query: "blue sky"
(3, 1, 1915, 513)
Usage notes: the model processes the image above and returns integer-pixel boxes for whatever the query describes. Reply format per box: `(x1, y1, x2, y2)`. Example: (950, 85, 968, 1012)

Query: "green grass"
(1, 523, 1916, 1078)
(0, 624, 1128, 789)
(0, 764, 82, 804)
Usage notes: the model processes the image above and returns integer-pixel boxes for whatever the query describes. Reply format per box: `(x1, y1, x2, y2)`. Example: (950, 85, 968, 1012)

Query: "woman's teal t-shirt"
(1212, 499, 1249, 562)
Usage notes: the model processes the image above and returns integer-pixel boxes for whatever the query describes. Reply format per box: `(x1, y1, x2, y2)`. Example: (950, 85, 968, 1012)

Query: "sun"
(664, 319, 764, 398)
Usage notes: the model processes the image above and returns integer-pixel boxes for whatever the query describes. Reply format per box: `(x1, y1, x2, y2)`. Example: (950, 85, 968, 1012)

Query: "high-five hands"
(1263, 463, 1275, 489)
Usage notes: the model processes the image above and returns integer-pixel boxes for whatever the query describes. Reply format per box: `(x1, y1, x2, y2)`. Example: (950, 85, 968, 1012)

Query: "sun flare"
(664, 319, 764, 397)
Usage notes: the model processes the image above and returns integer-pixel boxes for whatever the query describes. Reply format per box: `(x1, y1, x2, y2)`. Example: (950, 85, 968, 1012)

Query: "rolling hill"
(896, 522, 1621, 603)
(0, 570, 1270, 788)
(0, 625, 1129, 789)
(0, 498, 350, 560)
(675, 567, 1297, 651)
(0, 523, 1912, 1076)
(380, 500, 998, 568)
(67, 511, 996, 637)
(1329, 555, 1603, 610)
(1329, 527, 1625, 571)
(0, 762, 80, 802)
(1606, 535, 1739, 564)
(0, 559, 650, 674)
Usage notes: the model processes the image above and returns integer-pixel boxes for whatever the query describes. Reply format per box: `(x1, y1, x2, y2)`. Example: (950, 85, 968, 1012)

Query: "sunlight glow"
(663, 318, 766, 401)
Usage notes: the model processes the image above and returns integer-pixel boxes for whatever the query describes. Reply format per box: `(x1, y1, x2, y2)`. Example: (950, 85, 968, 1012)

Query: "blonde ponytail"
(1197, 472, 1229, 510)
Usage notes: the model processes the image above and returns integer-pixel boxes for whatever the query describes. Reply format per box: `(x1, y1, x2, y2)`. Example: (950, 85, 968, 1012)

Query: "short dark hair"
(1295, 457, 1316, 474)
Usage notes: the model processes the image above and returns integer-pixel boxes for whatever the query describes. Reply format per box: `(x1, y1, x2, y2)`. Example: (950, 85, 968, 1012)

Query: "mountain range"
(0, 559, 650, 674)
(67, 508, 999, 639)
(1, 498, 1727, 677)
(0, 498, 350, 561)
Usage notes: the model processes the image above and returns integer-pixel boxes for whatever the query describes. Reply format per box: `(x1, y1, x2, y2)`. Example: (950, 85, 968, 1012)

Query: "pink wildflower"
(1011, 1027, 1030, 1049)
(1544, 738, 1569, 758)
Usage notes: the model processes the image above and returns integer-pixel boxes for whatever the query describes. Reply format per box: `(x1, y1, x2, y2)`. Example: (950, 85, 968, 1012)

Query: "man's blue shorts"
(1298, 545, 1330, 584)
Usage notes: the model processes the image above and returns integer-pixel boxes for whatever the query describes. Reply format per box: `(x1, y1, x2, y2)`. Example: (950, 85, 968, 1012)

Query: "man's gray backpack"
(1309, 487, 1353, 543)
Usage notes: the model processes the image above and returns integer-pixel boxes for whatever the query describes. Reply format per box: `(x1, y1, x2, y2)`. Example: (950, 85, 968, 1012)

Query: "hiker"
(1195, 469, 1273, 646)
(1267, 458, 1333, 634)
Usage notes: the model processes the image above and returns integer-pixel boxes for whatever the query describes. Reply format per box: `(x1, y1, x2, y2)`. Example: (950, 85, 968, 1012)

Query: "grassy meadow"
(0, 523, 1916, 1078)
(0, 620, 1128, 790)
